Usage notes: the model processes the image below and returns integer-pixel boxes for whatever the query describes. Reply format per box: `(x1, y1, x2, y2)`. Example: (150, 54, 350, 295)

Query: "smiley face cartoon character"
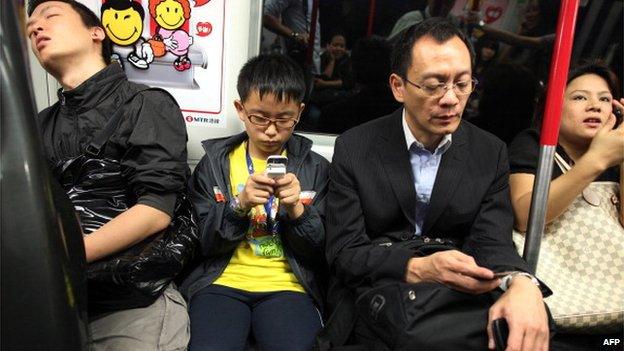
(149, 0, 194, 71)
(101, 0, 154, 69)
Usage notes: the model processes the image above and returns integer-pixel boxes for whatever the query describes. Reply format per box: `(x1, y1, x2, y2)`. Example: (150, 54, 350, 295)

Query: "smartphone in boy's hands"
(266, 155, 287, 178)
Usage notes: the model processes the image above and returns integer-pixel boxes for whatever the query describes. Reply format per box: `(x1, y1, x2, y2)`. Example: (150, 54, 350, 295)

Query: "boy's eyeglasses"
(241, 104, 299, 129)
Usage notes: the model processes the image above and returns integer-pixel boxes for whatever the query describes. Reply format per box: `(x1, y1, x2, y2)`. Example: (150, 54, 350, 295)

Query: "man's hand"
(405, 250, 500, 294)
(238, 173, 276, 212)
(487, 276, 549, 351)
(314, 77, 329, 87)
(274, 173, 304, 219)
(296, 32, 310, 45)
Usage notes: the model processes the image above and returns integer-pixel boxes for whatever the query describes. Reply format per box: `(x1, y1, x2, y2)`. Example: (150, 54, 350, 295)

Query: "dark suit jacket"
(325, 108, 531, 293)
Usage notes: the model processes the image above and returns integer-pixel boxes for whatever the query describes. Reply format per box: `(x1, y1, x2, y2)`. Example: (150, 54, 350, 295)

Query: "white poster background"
(102, 0, 226, 129)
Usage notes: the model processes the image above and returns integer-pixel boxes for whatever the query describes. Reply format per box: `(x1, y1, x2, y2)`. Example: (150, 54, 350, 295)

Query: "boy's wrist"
(285, 201, 305, 219)
(230, 196, 249, 217)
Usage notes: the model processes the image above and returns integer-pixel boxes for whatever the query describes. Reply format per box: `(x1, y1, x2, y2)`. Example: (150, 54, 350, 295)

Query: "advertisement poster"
(100, 0, 225, 128)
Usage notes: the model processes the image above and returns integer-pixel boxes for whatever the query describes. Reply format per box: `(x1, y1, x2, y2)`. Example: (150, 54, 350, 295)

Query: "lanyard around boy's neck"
(245, 143, 277, 234)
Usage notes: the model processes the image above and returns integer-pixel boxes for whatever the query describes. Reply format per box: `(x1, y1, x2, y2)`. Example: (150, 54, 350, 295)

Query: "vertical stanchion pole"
(366, 0, 377, 37)
(523, 0, 581, 272)
(306, 0, 320, 68)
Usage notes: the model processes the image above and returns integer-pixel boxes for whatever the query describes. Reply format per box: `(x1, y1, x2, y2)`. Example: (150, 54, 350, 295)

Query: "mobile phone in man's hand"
(493, 271, 516, 279)
(492, 318, 509, 351)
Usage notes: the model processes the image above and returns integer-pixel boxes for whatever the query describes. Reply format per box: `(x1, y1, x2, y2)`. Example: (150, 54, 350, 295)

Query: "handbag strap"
(553, 152, 571, 174)
(85, 87, 177, 156)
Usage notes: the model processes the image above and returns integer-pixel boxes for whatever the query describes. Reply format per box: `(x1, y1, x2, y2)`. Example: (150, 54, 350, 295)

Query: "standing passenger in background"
(387, 0, 457, 43)
(263, 0, 322, 74)
(180, 54, 329, 351)
(314, 32, 353, 92)
(26, 0, 190, 349)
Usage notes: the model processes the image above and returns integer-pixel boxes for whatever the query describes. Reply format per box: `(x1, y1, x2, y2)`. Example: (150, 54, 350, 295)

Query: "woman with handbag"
(509, 61, 624, 350)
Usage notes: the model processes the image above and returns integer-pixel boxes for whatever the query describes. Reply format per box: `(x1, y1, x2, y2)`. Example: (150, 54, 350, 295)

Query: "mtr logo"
(185, 115, 220, 125)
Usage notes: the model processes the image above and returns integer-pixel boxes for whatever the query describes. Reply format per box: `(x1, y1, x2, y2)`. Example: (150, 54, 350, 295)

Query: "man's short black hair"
(101, 0, 145, 20)
(28, 0, 113, 65)
(391, 17, 475, 78)
(237, 54, 306, 103)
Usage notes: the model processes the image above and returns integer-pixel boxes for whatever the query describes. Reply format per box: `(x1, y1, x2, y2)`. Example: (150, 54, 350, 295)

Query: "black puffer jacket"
(179, 132, 330, 312)
(38, 63, 188, 215)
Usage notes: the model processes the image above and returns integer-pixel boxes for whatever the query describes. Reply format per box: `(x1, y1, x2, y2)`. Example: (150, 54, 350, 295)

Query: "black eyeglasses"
(240, 104, 299, 129)
(402, 77, 478, 98)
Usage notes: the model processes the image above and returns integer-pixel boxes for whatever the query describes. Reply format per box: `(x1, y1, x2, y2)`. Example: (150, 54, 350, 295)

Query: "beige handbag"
(513, 153, 624, 334)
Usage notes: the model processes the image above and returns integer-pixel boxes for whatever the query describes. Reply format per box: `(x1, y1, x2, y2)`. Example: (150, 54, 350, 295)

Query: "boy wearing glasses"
(180, 54, 329, 351)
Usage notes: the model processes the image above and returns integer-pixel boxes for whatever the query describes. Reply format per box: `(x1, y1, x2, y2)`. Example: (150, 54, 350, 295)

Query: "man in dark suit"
(325, 18, 550, 351)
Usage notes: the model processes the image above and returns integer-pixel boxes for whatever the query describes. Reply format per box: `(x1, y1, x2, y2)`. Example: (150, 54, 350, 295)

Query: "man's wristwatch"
(499, 271, 540, 291)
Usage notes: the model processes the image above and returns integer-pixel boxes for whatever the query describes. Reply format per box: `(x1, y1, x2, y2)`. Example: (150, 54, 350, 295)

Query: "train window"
(261, 0, 623, 141)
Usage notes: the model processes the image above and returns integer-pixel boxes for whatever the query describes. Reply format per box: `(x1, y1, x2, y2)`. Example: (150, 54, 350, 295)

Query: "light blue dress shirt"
(402, 110, 452, 236)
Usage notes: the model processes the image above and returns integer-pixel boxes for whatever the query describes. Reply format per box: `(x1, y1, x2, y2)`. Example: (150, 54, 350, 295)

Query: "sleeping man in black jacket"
(27, 1, 190, 350)
(180, 54, 329, 351)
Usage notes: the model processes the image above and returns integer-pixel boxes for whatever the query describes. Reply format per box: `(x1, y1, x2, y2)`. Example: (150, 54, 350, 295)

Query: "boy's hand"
(274, 173, 304, 219)
(238, 173, 276, 211)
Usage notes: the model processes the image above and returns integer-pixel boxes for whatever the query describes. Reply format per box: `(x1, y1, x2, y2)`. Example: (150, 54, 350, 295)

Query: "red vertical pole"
(539, 0, 581, 146)
(523, 0, 580, 271)
(366, 0, 377, 37)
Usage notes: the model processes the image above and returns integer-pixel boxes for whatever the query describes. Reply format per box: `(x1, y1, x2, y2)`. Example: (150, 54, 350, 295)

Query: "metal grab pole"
(366, 0, 377, 37)
(523, 0, 580, 273)
(305, 0, 320, 68)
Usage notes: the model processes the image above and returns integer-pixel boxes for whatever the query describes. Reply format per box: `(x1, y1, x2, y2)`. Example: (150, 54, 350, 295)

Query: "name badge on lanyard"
(245, 144, 279, 236)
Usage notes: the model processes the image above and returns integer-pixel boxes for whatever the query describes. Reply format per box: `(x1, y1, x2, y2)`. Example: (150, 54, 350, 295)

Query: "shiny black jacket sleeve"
(279, 155, 329, 265)
(188, 155, 249, 257)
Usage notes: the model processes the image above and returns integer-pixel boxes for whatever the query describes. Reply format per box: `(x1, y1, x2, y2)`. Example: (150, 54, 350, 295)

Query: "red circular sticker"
(197, 22, 213, 37)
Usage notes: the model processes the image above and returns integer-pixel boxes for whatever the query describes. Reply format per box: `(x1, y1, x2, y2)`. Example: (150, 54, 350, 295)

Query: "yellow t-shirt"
(213, 142, 304, 293)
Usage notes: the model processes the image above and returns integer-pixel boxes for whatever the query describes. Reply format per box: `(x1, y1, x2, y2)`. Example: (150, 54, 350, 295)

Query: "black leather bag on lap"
(52, 88, 198, 314)
(316, 237, 553, 351)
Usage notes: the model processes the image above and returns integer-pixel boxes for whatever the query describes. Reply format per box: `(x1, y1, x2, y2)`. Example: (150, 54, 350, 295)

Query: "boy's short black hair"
(237, 54, 306, 103)
(101, 0, 145, 20)
(391, 17, 475, 78)
(28, 0, 113, 65)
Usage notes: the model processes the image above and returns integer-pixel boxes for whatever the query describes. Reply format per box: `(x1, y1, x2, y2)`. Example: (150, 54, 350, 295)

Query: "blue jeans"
(188, 284, 322, 351)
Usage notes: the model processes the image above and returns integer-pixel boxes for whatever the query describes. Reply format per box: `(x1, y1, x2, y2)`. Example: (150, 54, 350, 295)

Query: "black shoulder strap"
(85, 87, 176, 156)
